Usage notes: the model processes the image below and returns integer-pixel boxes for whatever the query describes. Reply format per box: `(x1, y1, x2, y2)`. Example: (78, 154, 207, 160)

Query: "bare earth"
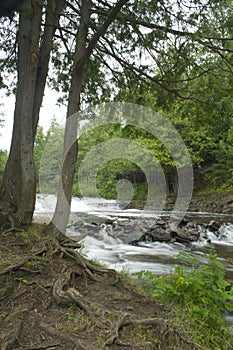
(0, 224, 206, 349)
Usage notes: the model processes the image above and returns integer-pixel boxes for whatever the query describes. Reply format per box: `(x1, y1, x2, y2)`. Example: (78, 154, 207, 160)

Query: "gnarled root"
(52, 269, 103, 327)
(106, 313, 165, 346)
(0, 248, 47, 276)
(0, 212, 23, 235)
(59, 246, 121, 285)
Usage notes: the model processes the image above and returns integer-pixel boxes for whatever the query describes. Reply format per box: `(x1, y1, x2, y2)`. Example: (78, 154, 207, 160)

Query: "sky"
(0, 87, 67, 151)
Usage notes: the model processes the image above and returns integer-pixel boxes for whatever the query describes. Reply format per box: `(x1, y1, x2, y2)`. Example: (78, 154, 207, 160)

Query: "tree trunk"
(51, 0, 129, 235)
(51, 0, 92, 234)
(32, 0, 65, 138)
(0, 0, 64, 224)
(0, 0, 42, 224)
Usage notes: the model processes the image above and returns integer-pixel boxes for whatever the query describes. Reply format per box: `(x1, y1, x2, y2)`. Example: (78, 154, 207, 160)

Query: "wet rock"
(123, 230, 144, 244)
(104, 218, 115, 225)
(156, 219, 166, 227)
(168, 222, 199, 243)
(68, 217, 219, 246)
(149, 227, 171, 242)
(82, 223, 101, 233)
(178, 219, 189, 227)
(188, 231, 200, 242)
(208, 220, 221, 232)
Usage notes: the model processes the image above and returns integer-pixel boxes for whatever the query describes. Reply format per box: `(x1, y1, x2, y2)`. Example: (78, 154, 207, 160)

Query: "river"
(34, 194, 233, 276)
(34, 194, 233, 328)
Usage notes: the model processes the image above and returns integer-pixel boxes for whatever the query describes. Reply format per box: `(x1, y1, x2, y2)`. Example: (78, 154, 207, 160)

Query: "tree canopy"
(0, 0, 232, 225)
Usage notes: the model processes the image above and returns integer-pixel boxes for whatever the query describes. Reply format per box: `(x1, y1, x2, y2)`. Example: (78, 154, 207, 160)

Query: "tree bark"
(51, 0, 92, 234)
(0, 0, 64, 224)
(0, 0, 42, 224)
(32, 0, 65, 138)
(51, 0, 129, 234)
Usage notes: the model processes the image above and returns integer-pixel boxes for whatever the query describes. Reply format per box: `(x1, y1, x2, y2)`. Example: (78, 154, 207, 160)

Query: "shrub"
(135, 251, 233, 349)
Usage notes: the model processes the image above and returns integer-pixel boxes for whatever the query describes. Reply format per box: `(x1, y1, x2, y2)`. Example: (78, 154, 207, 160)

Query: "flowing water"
(35, 194, 233, 275)
(35, 194, 233, 327)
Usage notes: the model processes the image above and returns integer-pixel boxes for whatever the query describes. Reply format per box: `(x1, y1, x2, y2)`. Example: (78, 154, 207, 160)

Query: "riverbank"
(0, 224, 232, 349)
(190, 192, 233, 214)
(129, 191, 233, 216)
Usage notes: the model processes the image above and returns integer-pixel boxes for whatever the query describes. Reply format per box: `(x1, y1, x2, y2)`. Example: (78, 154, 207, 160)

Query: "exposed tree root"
(0, 225, 206, 350)
(0, 256, 32, 276)
(106, 313, 165, 345)
(0, 248, 47, 276)
(39, 321, 94, 350)
(12, 341, 61, 350)
(1, 213, 23, 235)
(52, 269, 104, 327)
(59, 245, 121, 285)
(0, 320, 22, 350)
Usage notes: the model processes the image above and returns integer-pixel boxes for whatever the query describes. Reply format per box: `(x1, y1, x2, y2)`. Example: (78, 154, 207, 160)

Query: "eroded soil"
(0, 224, 204, 349)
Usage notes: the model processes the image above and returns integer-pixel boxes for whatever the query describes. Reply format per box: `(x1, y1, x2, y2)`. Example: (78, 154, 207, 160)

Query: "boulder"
(149, 227, 172, 242)
(208, 220, 221, 232)
(117, 229, 144, 244)
(169, 222, 199, 243)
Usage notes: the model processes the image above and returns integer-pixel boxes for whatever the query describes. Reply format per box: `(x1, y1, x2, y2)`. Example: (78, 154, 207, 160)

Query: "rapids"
(34, 194, 233, 328)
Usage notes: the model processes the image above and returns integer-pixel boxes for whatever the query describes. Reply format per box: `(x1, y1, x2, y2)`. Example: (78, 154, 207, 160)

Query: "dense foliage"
(0, 0, 232, 204)
(135, 252, 233, 349)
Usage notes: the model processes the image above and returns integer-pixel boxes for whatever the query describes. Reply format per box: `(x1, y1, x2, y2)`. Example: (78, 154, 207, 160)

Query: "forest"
(0, 0, 232, 217)
(0, 1, 233, 349)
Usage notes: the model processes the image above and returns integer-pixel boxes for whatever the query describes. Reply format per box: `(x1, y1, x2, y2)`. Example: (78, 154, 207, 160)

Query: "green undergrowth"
(134, 251, 233, 350)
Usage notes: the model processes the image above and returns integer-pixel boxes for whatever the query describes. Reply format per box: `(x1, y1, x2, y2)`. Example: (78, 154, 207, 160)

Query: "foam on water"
(35, 194, 233, 274)
(35, 194, 120, 217)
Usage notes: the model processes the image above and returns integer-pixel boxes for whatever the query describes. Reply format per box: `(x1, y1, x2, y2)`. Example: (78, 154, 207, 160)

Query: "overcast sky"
(0, 87, 66, 151)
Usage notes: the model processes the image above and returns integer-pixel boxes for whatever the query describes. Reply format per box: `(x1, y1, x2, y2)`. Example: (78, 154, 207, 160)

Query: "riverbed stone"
(156, 219, 166, 227)
(68, 216, 220, 246)
(149, 227, 172, 242)
(123, 230, 145, 244)
(208, 220, 221, 231)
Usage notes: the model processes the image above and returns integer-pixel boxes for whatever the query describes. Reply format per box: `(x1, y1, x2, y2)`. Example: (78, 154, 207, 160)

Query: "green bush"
(135, 251, 233, 349)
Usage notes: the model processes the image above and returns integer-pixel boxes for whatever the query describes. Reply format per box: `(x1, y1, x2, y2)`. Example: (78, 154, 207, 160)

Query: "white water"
(35, 194, 233, 274)
(34, 194, 233, 329)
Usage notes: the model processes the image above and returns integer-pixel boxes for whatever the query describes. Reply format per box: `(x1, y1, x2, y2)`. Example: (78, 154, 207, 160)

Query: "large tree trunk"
(0, 0, 64, 224)
(0, 0, 42, 224)
(51, 0, 129, 235)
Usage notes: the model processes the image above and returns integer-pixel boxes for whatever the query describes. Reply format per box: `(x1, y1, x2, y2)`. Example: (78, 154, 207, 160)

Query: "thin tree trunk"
(32, 0, 65, 138)
(51, 0, 92, 234)
(51, 0, 129, 235)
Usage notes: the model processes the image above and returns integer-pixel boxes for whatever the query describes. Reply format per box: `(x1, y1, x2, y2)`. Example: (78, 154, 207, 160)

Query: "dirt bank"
(0, 224, 209, 350)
